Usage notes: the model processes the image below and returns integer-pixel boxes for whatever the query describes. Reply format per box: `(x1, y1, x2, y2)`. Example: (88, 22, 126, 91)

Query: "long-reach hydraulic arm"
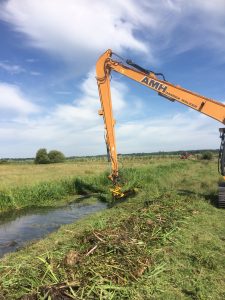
(96, 49, 225, 206)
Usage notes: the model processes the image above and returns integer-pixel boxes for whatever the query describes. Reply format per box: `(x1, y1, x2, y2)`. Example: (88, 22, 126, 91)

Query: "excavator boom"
(96, 49, 225, 206)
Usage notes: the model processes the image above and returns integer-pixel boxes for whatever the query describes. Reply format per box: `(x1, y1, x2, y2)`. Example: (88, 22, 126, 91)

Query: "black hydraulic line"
(112, 52, 167, 81)
(154, 72, 167, 81)
(126, 59, 150, 75)
(126, 59, 166, 81)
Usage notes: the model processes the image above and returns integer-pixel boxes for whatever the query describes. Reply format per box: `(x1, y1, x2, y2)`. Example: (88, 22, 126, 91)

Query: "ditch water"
(0, 198, 107, 258)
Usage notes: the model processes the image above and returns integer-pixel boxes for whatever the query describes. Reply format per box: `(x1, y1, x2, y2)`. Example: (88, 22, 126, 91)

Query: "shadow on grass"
(74, 178, 109, 202)
(177, 189, 219, 208)
(74, 178, 103, 195)
(108, 196, 130, 208)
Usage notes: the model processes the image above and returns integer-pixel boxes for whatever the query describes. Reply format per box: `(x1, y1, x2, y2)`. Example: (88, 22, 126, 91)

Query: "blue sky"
(0, 0, 225, 158)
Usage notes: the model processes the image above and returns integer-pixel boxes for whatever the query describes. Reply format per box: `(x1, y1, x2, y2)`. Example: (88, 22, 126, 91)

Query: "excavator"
(96, 49, 225, 208)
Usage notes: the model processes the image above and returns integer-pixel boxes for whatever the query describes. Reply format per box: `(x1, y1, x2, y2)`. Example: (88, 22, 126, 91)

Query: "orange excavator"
(96, 49, 225, 208)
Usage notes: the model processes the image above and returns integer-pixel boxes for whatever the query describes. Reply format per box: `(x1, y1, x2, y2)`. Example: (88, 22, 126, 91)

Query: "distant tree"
(48, 150, 65, 163)
(35, 148, 50, 164)
(0, 159, 8, 164)
(201, 151, 213, 160)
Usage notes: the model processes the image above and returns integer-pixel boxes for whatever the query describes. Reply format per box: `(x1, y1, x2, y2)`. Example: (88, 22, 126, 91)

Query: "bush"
(201, 151, 213, 160)
(35, 148, 50, 164)
(34, 148, 66, 164)
(48, 150, 65, 163)
(0, 159, 8, 164)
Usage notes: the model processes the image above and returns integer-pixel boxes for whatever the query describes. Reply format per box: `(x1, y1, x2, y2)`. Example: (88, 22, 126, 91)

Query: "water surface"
(0, 198, 106, 258)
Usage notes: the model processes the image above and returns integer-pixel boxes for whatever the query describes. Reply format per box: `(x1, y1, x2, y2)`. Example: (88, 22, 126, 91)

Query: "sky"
(0, 0, 225, 158)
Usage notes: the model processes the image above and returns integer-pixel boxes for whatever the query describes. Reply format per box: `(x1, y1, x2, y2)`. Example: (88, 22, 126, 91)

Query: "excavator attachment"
(110, 185, 138, 200)
(109, 175, 137, 200)
(110, 185, 125, 199)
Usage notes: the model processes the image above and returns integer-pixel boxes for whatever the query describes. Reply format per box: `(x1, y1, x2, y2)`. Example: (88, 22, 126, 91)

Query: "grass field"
(0, 159, 111, 212)
(0, 157, 224, 299)
(0, 156, 179, 213)
(0, 161, 108, 189)
(0, 156, 178, 189)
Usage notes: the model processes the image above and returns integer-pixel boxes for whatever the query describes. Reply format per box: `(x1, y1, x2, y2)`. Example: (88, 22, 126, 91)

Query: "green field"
(0, 156, 178, 213)
(0, 157, 225, 299)
(0, 160, 108, 189)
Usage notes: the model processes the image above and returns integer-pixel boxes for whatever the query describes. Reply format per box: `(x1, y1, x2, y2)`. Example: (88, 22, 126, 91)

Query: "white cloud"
(0, 72, 128, 157)
(1, 0, 225, 68)
(0, 0, 148, 70)
(55, 91, 72, 95)
(116, 111, 220, 153)
(137, 0, 225, 59)
(0, 62, 25, 74)
(0, 83, 40, 115)
(0, 61, 40, 77)
(29, 71, 41, 76)
(0, 74, 221, 158)
(25, 58, 37, 63)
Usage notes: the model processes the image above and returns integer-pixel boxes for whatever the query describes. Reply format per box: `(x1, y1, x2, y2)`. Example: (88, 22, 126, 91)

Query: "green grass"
(0, 160, 109, 190)
(0, 175, 108, 213)
(0, 156, 184, 213)
(0, 159, 111, 213)
(0, 158, 224, 299)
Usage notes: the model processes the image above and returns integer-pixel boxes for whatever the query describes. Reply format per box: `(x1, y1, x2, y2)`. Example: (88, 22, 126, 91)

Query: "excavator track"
(218, 128, 225, 176)
(218, 128, 225, 208)
(218, 182, 225, 208)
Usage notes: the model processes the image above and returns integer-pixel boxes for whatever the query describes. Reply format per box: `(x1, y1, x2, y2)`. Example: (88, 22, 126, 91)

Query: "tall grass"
(0, 157, 186, 213)
(0, 174, 110, 212)
(0, 157, 219, 213)
(0, 155, 187, 190)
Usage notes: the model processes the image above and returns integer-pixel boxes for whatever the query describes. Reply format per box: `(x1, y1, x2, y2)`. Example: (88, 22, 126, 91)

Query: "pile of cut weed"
(15, 192, 192, 300)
